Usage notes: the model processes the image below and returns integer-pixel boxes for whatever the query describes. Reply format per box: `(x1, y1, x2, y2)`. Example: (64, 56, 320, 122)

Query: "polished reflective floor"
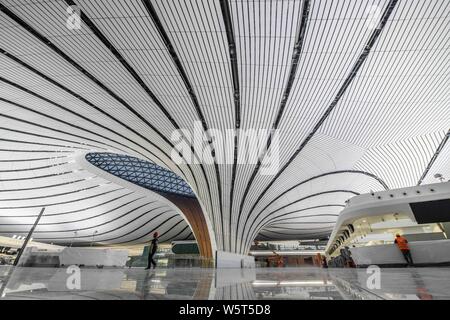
(1, 266, 449, 300)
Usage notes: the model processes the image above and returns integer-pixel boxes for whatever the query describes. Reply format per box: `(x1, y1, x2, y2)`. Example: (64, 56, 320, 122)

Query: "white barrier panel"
(215, 269, 256, 288)
(216, 251, 255, 268)
(60, 248, 129, 267)
(350, 239, 450, 266)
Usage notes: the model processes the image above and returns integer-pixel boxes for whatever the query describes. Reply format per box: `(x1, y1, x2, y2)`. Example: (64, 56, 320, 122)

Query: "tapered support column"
(164, 194, 213, 259)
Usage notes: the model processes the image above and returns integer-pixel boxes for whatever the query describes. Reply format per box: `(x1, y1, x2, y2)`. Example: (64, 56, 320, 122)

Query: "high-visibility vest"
(396, 236, 409, 250)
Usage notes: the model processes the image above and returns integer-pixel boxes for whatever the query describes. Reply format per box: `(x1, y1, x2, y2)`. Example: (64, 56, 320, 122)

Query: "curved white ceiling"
(0, 150, 195, 245)
(0, 0, 449, 253)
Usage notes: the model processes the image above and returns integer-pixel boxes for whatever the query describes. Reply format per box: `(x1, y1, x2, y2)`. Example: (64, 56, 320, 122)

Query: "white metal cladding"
(0, 0, 449, 253)
(0, 143, 194, 245)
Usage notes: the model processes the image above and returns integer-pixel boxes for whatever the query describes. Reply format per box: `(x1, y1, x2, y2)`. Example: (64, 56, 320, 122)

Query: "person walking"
(343, 246, 356, 268)
(321, 256, 328, 269)
(394, 234, 414, 266)
(145, 232, 159, 270)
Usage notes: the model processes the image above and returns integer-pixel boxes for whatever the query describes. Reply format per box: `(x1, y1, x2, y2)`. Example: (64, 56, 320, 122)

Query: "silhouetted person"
(395, 234, 414, 266)
(321, 257, 328, 268)
(145, 232, 159, 270)
(343, 246, 356, 268)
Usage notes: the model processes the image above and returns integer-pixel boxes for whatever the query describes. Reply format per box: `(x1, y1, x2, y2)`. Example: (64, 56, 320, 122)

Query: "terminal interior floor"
(1, 267, 450, 300)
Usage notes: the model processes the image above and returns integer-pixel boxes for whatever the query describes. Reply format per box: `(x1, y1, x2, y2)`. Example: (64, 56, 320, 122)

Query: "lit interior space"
(0, 0, 449, 301)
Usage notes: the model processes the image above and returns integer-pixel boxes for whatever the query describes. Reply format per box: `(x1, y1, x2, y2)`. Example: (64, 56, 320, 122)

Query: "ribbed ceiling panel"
(0, 0, 448, 253)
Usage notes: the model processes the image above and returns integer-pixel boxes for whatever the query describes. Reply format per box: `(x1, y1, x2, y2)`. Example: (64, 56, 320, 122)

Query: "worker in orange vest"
(394, 234, 414, 266)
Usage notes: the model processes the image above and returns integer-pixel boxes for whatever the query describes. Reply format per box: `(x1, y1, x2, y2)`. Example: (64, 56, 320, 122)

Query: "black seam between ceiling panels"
(0, 197, 147, 225)
(266, 225, 335, 232)
(268, 205, 345, 224)
(63, 213, 183, 245)
(263, 221, 336, 231)
(0, 59, 173, 175)
(256, 170, 388, 217)
(64, 0, 215, 233)
(69, 212, 179, 245)
(183, 231, 194, 241)
(166, 225, 190, 242)
(0, 91, 143, 158)
(0, 156, 66, 163)
(0, 171, 74, 182)
(3, 209, 179, 244)
(9, 192, 135, 218)
(0, 161, 69, 173)
(4, 204, 165, 233)
(44, 198, 149, 225)
(0, 179, 86, 193)
(259, 229, 333, 237)
(257, 231, 332, 241)
(418, 129, 450, 185)
(0, 4, 198, 192)
(269, 222, 336, 227)
(0, 126, 109, 151)
(271, 215, 342, 225)
(0, 206, 168, 235)
(0, 149, 73, 154)
(153, 219, 186, 243)
(141, 0, 224, 247)
(235, 0, 311, 251)
(0, 185, 103, 202)
(246, 190, 360, 244)
(219, 0, 241, 252)
(0, 138, 88, 150)
(0, 193, 145, 226)
(240, 0, 400, 252)
(0, 187, 123, 210)
(106, 214, 180, 245)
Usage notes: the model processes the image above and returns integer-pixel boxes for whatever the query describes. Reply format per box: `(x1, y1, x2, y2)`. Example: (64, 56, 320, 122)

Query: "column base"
(215, 251, 255, 268)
